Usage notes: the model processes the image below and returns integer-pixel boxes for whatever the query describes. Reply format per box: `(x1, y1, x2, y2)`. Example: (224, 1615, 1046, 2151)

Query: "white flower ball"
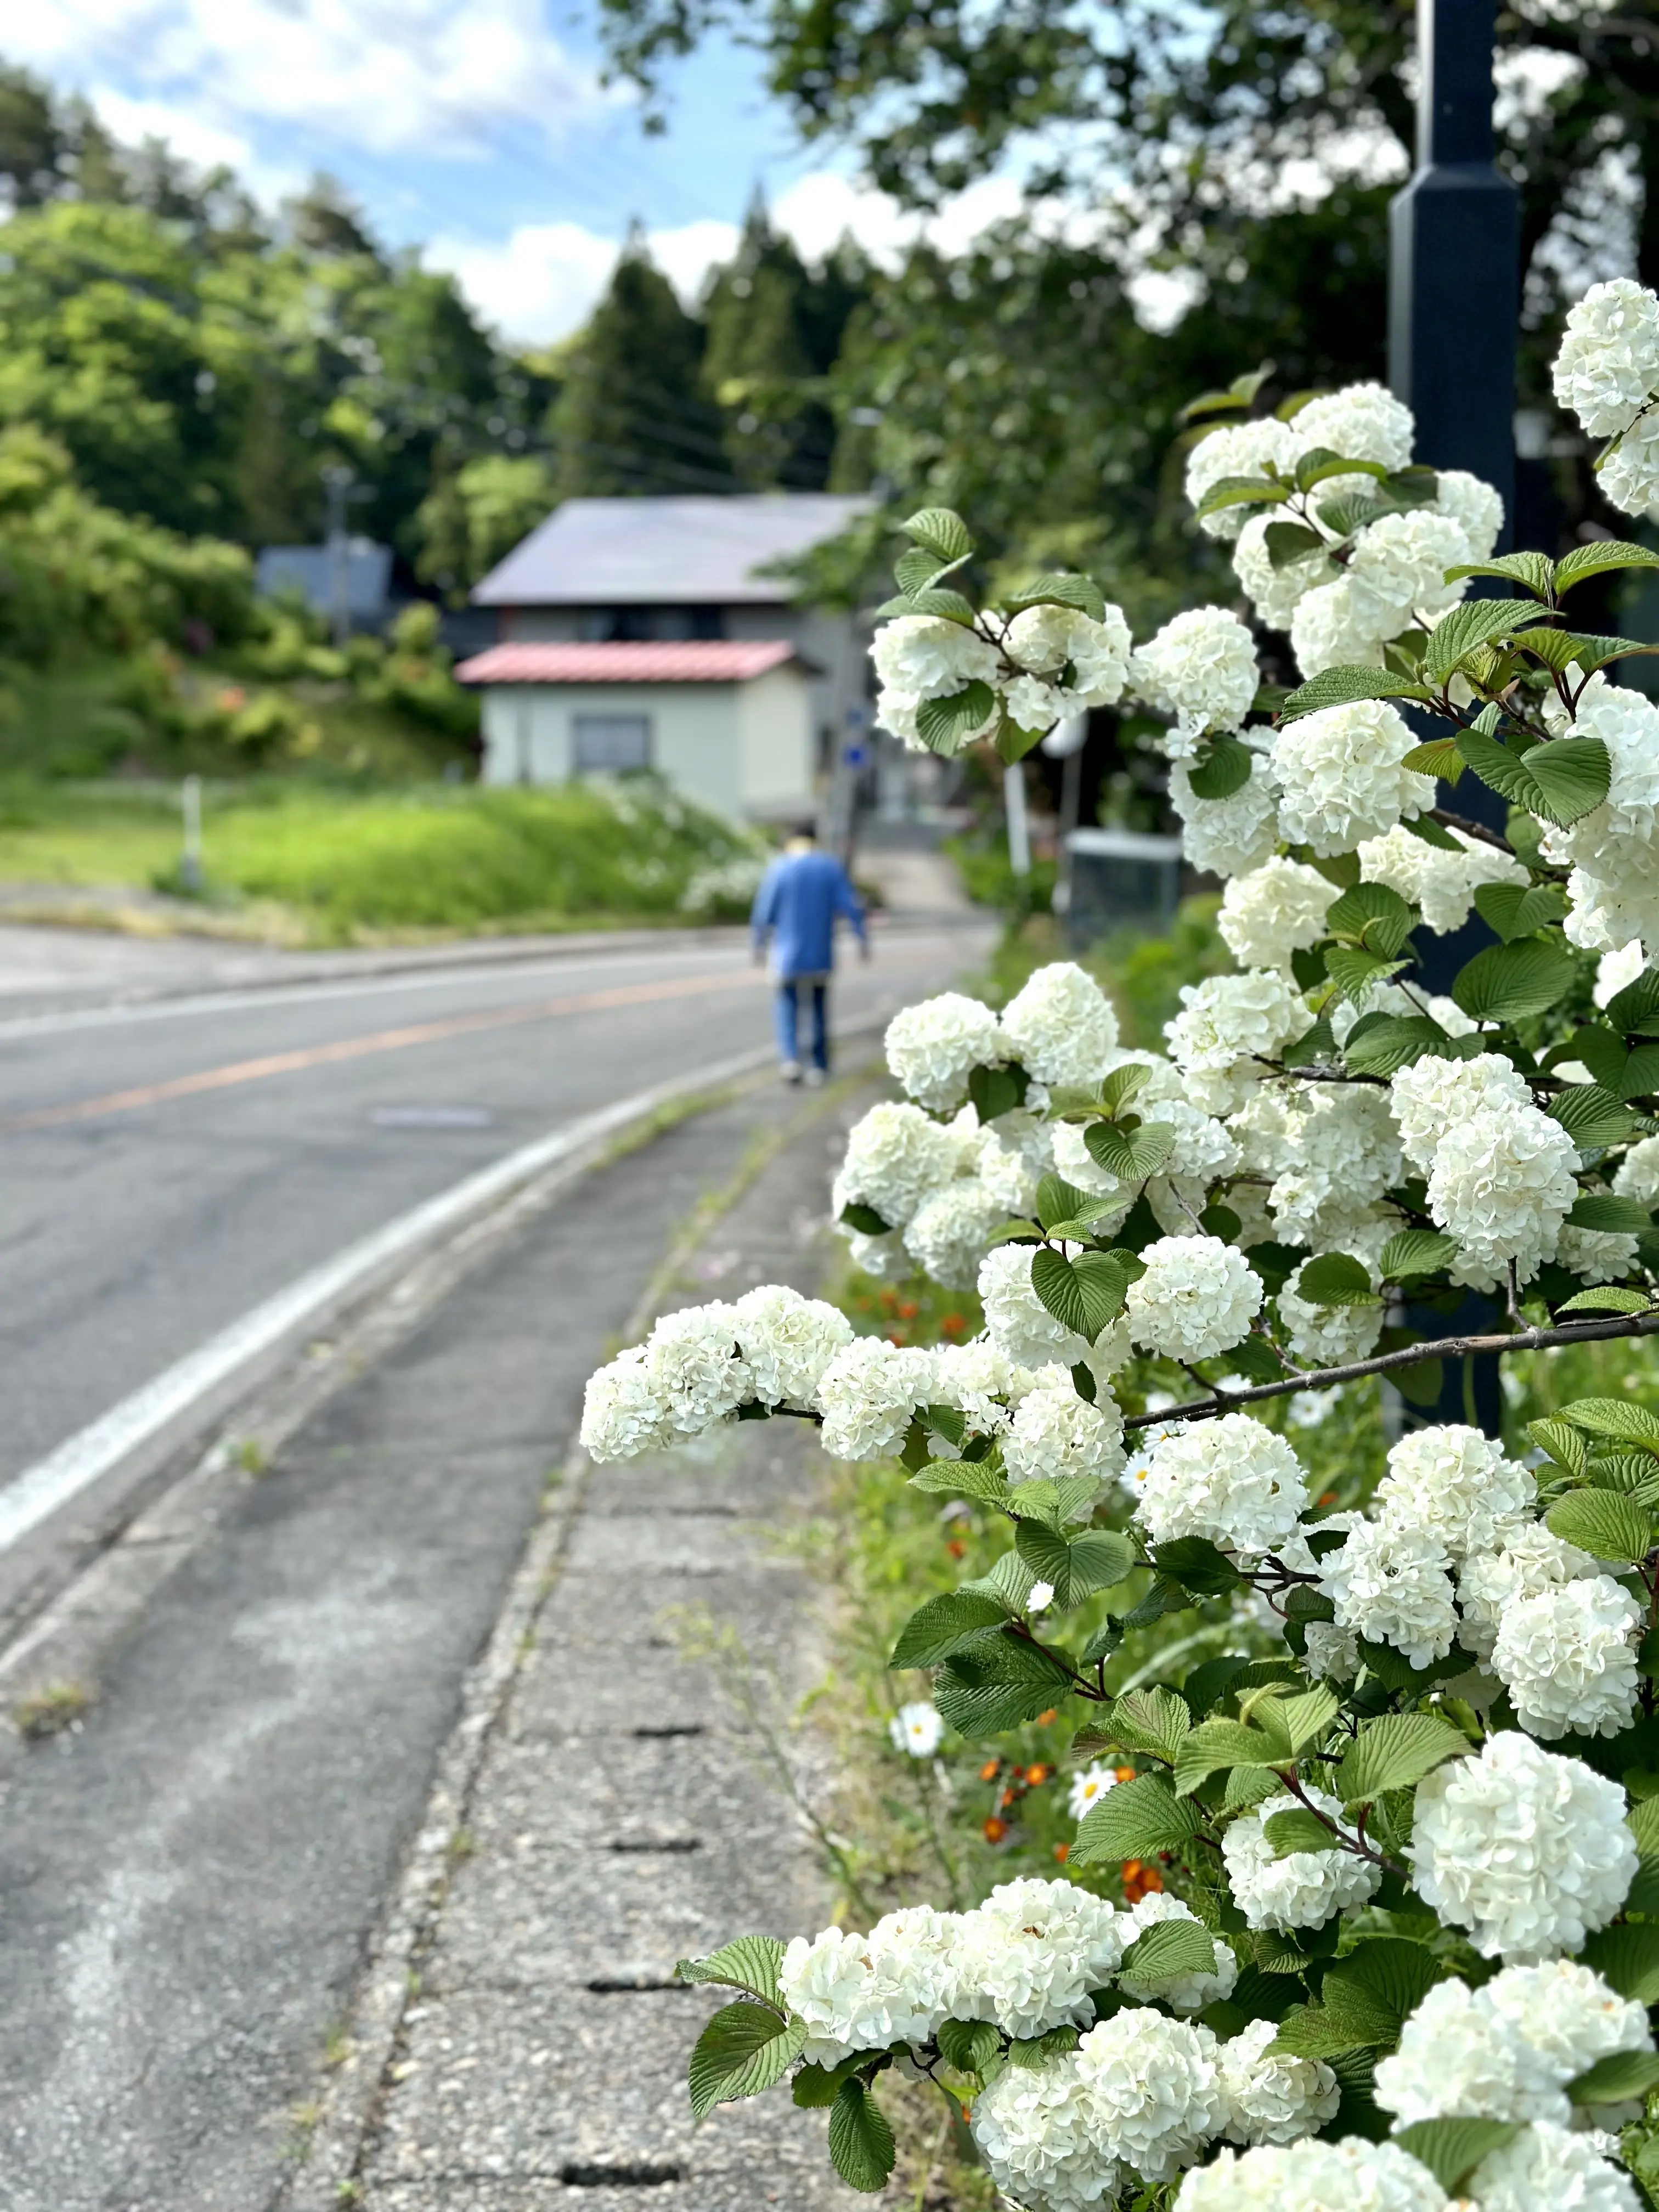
(646, 1301, 750, 1434)
(1317, 1515, 1460, 1668)
(1003, 670, 1068, 733)
(1131, 606, 1261, 742)
(956, 1877, 1133, 2037)
(1617, 1130, 1659, 1207)
(1271, 698, 1435, 856)
(870, 612, 1001, 700)
(1001, 961, 1120, 1088)
(1289, 574, 1388, 679)
(780, 1916, 956, 2064)
(932, 1338, 1027, 1434)
(1374, 1976, 1571, 2129)
(1345, 507, 1472, 637)
(902, 1176, 1016, 1290)
(1124, 1235, 1264, 1363)
(1133, 1411, 1307, 1554)
(1357, 821, 1527, 934)
(1491, 1575, 1644, 1740)
(1304, 1620, 1361, 1681)
(970, 2050, 1120, 2212)
(1218, 2016, 1341, 2146)
(1554, 1221, 1642, 1285)
(1390, 1049, 1533, 1172)
(1553, 278, 1659, 437)
(1434, 469, 1505, 561)
(836, 1098, 963, 1228)
(815, 1336, 938, 1460)
(731, 1285, 854, 1409)
(1278, 1257, 1384, 1366)
(1218, 857, 1338, 972)
(1165, 970, 1314, 1078)
(1468, 2120, 1640, 2212)
(1375, 1424, 1536, 1562)
(979, 1243, 1090, 1368)
(580, 1344, 673, 1462)
(1406, 1730, 1637, 1961)
(1186, 416, 1304, 539)
(885, 990, 1006, 1111)
(1427, 1099, 1579, 1289)
(1233, 508, 1339, 631)
(1003, 1380, 1127, 1488)
(1292, 382, 1415, 473)
(1122, 1893, 1240, 2011)
(1486, 1957, 1654, 2085)
(1457, 1521, 1599, 1662)
(1221, 1787, 1384, 1931)
(1074, 2011, 1229, 2182)
(1175, 2138, 1448, 2212)
(1169, 753, 1284, 879)
(1004, 601, 1134, 709)
(1599, 412, 1659, 521)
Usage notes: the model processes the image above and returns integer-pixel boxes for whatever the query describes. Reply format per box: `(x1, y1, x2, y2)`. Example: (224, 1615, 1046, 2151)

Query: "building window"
(573, 714, 652, 772)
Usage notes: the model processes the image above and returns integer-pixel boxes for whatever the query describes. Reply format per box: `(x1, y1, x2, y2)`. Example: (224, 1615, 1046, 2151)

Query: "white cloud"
(10, 0, 608, 156)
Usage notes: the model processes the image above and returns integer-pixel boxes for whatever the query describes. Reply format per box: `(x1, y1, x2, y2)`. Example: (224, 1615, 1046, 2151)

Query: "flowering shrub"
(582, 288, 1659, 2209)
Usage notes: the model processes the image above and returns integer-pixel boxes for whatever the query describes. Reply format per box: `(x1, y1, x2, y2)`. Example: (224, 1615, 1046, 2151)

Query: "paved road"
(0, 925, 976, 1506)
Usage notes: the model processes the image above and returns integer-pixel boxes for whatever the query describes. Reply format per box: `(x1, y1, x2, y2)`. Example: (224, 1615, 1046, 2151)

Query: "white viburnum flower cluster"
(1387, 1053, 1578, 1289)
(883, 991, 1007, 1112)
(1278, 1255, 1383, 1365)
(580, 1287, 854, 1461)
(1184, 415, 1304, 539)
(1489, 1575, 1645, 1740)
(1168, 751, 1283, 877)
(1221, 1787, 1384, 1931)
(1124, 1235, 1263, 1362)
(1000, 962, 1120, 1087)
(1540, 679, 1659, 963)
(1176, 2137, 1448, 2212)
(814, 1336, 939, 1459)
(1375, 1960, 1652, 2129)
(1128, 607, 1261, 753)
(1216, 2017, 1341, 2146)
(1269, 699, 1436, 855)
(1553, 276, 1659, 516)
(1003, 1378, 1127, 1488)
(1001, 602, 1135, 719)
(871, 614, 1001, 751)
(1217, 857, 1338, 973)
(1165, 970, 1313, 1114)
(1132, 1411, 1307, 1554)
(1357, 821, 1528, 935)
(1406, 1730, 1638, 1960)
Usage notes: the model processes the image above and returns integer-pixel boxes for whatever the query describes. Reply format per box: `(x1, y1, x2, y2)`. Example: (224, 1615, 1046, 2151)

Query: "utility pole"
(320, 464, 357, 648)
(1389, 0, 1519, 1436)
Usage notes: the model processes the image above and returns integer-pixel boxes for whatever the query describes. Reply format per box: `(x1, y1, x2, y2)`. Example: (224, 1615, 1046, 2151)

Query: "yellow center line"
(2, 968, 772, 1133)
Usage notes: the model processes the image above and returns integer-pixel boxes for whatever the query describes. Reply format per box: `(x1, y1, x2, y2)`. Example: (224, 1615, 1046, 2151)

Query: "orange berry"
(979, 1759, 1001, 1782)
(898, 1300, 919, 1321)
(1319, 1489, 1338, 1506)
(1114, 1765, 1136, 1782)
(1025, 1764, 1051, 1786)
(1035, 1709, 1058, 1726)
(983, 1816, 1007, 1843)
(1053, 1842, 1071, 1863)
(946, 1538, 966, 1560)
(941, 1314, 967, 1338)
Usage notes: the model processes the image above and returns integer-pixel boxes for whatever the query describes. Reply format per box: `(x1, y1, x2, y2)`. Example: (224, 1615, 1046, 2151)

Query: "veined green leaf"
(1549, 1082, 1637, 1149)
(1557, 1286, 1654, 1316)
(1294, 1252, 1377, 1306)
(688, 2002, 805, 2118)
(676, 1936, 785, 2006)
(1119, 1920, 1229, 1991)
(1195, 474, 1292, 520)
(1000, 572, 1108, 623)
(1108, 1686, 1193, 1764)
(1421, 599, 1524, 681)
(1455, 727, 1611, 829)
(1544, 1487, 1656, 1563)
(1451, 937, 1575, 1024)
(1395, 2119, 1521, 2193)
(1555, 540, 1659, 593)
(1471, 882, 1569, 941)
(890, 1588, 1011, 1669)
(1570, 2050, 1659, 2106)
(1278, 665, 1432, 721)
(1071, 1773, 1203, 1864)
(1187, 733, 1254, 800)
(1175, 1718, 1290, 1797)
(902, 505, 972, 563)
(827, 2078, 896, 2193)
(1584, 1920, 1659, 2004)
(1084, 1119, 1177, 1182)
(1334, 1714, 1470, 1804)
(915, 680, 996, 757)
(1380, 1228, 1459, 1281)
(1443, 550, 1556, 599)
(1263, 1808, 1341, 1856)
(1558, 1397, 1659, 1452)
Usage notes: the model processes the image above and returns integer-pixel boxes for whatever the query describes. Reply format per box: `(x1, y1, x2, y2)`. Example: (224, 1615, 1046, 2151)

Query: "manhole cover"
(370, 1106, 494, 1128)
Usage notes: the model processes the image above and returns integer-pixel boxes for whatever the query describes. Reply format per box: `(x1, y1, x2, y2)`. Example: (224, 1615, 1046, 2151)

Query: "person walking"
(750, 823, 868, 1085)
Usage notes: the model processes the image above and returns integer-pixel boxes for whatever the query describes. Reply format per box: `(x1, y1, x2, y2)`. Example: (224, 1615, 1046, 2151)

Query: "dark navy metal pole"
(1389, 0, 1519, 538)
(1389, 0, 1520, 1437)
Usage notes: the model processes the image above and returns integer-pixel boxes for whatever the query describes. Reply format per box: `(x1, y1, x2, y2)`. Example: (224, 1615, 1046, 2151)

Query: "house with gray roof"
(463, 493, 874, 822)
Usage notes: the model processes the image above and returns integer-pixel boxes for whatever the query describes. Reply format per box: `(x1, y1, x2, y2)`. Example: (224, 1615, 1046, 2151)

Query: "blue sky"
(3, 0, 1017, 342)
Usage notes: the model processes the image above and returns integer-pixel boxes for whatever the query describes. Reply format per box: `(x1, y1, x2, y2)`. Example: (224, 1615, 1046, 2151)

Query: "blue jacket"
(751, 848, 866, 977)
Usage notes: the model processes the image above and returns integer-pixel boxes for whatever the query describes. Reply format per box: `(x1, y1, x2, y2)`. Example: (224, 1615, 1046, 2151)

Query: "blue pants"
(775, 978, 828, 1070)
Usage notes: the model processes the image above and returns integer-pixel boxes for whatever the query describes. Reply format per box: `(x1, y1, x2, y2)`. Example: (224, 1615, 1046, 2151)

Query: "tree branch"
(1120, 1311, 1659, 1429)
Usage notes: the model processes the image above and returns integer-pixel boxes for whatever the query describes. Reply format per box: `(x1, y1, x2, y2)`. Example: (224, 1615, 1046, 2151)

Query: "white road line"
(0, 1039, 791, 1554)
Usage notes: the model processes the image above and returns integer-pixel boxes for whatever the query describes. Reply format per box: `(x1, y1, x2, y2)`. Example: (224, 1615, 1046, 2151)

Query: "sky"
(3, 0, 1026, 345)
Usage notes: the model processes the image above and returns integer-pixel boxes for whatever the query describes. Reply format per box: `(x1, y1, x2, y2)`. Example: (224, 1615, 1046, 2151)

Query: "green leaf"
(1584, 1921, 1659, 2004)
(1421, 600, 1523, 682)
(1099, 1062, 1153, 1116)
(1001, 572, 1108, 624)
(1451, 937, 1576, 1023)
(1271, 1990, 1398, 2058)
(1555, 540, 1659, 592)
(1121, 1920, 1230, 1994)
(1175, 1718, 1290, 1797)
(1282, 1013, 1335, 1067)
(1294, 444, 1383, 491)
(1395, 2119, 1521, 2193)
(908, 1460, 1009, 1508)
(1071, 1774, 1203, 1864)
(1187, 733, 1254, 800)
(827, 2078, 896, 2193)
(1294, 1252, 1378, 1306)
(1471, 882, 1570, 941)
(1004, 1471, 1116, 1531)
(1278, 665, 1433, 720)
(1154, 1537, 1244, 1595)
(1035, 1173, 1093, 1232)
(1380, 1228, 1460, 1281)
(838, 1200, 891, 1236)
(1342, 1013, 1456, 1076)
(1545, 1487, 1656, 1563)
(891, 1589, 1011, 1669)
(915, 680, 996, 757)
(968, 1062, 1026, 1123)
(1108, 1687, 1194, 1764)
(676, 1936, 785, 2006)
(1325, 947, 1407, 1005)
(1195, 473, 1291, 521)
(1325, 881, 1414, 957)
(1570, 2049, 1659, 2106)
(1333, 1714, 1471, 1804)
(1029, 1246, 1136, 1340)
(1274, 1682, 1342, 1753)
(1565, 1026, 1659, 1101)
(689, 2002, 806, 2118)
(1455, 727, 1612, 830)
(1402, 737, 1465, 783)
(1559, 1397, 1659, 1452)
(1264, 520, 1328, 567)
(936, 2018, 1001, 2079)
(1559, 1287, 1653, 1315)
(1005, 2029, 1083, 2070)
(1263, 1808, 1341, 1856)
(1013, 1520, 1133, 1609)
(1084, 1118, 1177, 1182)
(934, 1632, 1074, 1735)
(793, 2056, 864, 2107)
(894, 546, 953, 596)
(1549, 1083, 1637, 1149)
(1528, 1415, 1589, 1476)
(1323, 1937, 1441, 2026)
(902, 506, 972, 563)
(1609, 969, 1659, 1038)
(1443, 551, 1556, 599)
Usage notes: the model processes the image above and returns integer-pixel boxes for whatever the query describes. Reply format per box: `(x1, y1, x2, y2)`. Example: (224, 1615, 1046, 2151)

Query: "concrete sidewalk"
(306, 1102, 879, 2209)
(0, 1071, 879, 2211)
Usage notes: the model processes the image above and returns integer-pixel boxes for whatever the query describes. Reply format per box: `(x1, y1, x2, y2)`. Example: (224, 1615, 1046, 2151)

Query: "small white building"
(463, 492, 873, 822)
(459, 639, 815, 822)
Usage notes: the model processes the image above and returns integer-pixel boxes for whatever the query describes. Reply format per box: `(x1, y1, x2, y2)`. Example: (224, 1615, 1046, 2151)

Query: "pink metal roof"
(454, 640, 798, 685)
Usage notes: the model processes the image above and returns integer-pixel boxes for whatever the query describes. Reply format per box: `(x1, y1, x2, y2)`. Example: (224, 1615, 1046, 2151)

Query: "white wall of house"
(478, 673, 813, 821)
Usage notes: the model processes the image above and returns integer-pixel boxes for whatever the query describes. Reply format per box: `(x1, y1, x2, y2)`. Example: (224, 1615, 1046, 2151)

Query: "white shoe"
(780, 1060, 803, 1084)
(804, 1066, 827, 1088)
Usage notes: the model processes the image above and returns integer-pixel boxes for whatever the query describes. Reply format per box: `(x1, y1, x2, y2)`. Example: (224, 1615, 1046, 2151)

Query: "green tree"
(414, 452, 558, 595)
(702, 193, 840, 487)
(549, 227, 725, 496)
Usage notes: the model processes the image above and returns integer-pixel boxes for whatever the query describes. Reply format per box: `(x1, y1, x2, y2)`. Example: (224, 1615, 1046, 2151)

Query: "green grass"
(0, 777, 766, 942)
